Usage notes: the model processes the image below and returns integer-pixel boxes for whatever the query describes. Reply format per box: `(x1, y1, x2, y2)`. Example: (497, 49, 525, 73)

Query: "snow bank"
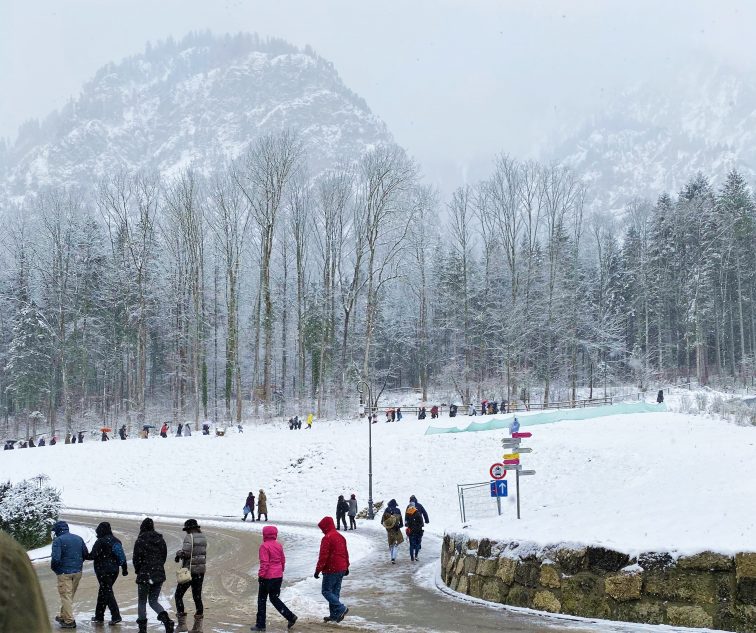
(1, 408, 754, 556)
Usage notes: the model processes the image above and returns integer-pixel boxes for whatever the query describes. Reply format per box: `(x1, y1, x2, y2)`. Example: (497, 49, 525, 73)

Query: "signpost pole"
(516, 469, 521, 519)
(496, 491, 502, 516)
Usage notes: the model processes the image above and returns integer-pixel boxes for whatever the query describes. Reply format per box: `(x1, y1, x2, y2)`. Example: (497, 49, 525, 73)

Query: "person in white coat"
(183, 424, 192, 437)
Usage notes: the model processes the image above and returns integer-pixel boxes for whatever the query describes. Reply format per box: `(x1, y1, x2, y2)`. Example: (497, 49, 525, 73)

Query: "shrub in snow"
(694, 392, 708, 413)
(0, 477, 61, 549)
(678, 394, 692, 414)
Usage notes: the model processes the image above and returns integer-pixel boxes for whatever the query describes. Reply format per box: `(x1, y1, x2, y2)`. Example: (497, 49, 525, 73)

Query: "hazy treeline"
(0, 130, 754, 435)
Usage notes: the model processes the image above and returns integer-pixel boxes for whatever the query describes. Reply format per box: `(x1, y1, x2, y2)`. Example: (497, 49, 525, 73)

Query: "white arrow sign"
(519, 470, 536, 476)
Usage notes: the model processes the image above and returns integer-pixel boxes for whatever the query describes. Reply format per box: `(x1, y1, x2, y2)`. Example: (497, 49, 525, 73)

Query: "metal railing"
(457, 481, 501, 523)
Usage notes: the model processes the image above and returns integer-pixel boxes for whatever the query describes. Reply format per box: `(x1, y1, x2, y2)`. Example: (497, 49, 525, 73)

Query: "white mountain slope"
(1, 32, 392, 200)
(553, 65, 756, 212)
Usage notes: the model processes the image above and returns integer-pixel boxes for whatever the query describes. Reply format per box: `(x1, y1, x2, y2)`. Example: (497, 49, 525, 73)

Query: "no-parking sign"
(490, 462, 507, 479)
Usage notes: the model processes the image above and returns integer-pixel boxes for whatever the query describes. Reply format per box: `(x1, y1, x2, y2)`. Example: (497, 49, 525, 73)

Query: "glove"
(314, 572, 320, 579)
(121, 567, 128, 577)
(344, 569, 349, 576)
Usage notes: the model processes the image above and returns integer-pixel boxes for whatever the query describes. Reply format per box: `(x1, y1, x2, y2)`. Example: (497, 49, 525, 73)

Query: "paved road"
(34, 512, 631, 633)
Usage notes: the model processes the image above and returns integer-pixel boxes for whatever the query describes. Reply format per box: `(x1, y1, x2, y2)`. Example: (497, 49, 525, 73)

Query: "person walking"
(243, 491, 256, 522)
(257, 489, 268, 521)
(335, 495, 349, 531)
(183, 424, 192, 437)
(253, 525, 297, 631)
(396, 407, 402, 422)
(408, 495, 430, 524)
(160, 423, 169, 438)
(174, 519, 207, 633)
(101, 430, 109, 441)
(314, 516, 350, 623)
(177, 423, 184, 437)
(404, 502, 425, 562)
(381, 500, 404, 564)
(306, 413, 313, 430)
(347, 494, 358, 530)
(51, 521, 89, 629)
(118, 425, 127, 440)
(87, 521, 128, 625)
(133, 518, 175, 633)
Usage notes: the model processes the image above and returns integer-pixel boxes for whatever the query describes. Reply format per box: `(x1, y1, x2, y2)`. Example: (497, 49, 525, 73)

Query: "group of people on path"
(50, 517, 206, 632)
(242, 489, 269, 522)
(335, 494, 359, 530)
(286, 413, 313, 430)
(381, 495, 430, 563)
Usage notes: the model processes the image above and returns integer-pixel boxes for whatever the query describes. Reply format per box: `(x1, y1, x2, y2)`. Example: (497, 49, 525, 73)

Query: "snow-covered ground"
(1, 403, 754, 557)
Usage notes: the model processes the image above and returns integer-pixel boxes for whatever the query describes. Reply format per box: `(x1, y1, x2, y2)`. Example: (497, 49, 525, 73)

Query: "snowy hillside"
(1, 405, 754, 556)
(553, 65, 756, 213)
(1, 32, 391, 199)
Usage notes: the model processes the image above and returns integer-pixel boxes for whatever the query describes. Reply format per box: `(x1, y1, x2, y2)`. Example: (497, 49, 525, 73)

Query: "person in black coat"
(132, 518, 174, 632)
(243, 492, 256, 521)
(118, 425, 127, 440)
(409, 495, 430, 523)
(87, 521, 128, 624)
(336, 495, 349, 531)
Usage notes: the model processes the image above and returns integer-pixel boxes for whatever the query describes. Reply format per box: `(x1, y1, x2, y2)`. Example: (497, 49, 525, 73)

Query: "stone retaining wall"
(441, 533, 756, 632)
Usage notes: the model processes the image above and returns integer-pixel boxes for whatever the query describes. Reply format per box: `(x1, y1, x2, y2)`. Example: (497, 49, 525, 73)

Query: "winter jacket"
(348, 498, 358, 517)
(0, 530, 52, 633)
(315, 516, 349, 574)
(132, 518, 167, 584)
(258, 525, 285, 579)
(381, 500, 404, 547)
(183, 424, 192, 436)
(245, 493, 256, 512)
(257, 490, 268, 514)
(409, 496, 430, 523)
(87, 522, 127, 577)
(336, 497, 349, 517)
(176, 530, 207, 576)
(405, 505, 425, 536)
(306, 414, 313, 427)
(51, 521, 88, 575)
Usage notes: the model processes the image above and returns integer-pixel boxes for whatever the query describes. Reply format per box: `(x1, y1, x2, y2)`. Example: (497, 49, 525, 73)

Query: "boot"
(157, 611, 175, 633)
(137, 619, 148, 633)
(188, 613, 203, 633)
(176, 612, 189, 633)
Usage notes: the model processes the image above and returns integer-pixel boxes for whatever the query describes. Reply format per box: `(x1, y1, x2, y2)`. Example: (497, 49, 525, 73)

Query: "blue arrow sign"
(490, 480, 508, 497)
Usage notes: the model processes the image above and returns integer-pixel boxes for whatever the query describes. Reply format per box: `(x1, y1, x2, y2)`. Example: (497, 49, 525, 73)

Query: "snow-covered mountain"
(553, 65, 756, 213)
(1, 32, 392, 200)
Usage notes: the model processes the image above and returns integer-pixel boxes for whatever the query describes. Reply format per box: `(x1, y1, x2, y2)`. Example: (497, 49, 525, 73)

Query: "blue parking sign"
(490, 480, 508, 497)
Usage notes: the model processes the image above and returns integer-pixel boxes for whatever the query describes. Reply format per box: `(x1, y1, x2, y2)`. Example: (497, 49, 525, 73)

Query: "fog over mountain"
(0, 32, 391, 200)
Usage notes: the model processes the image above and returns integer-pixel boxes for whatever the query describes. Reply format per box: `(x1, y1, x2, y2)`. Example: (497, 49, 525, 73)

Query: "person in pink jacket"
(253, 526, 297, 631)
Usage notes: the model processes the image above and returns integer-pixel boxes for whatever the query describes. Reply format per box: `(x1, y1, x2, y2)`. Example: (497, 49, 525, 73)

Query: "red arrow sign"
(503, 458, 520, 465)
(512, 432, 532, 438)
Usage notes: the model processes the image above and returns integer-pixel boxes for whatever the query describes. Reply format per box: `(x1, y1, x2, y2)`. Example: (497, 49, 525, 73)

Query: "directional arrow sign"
(520, 470, 536, 476)
(503, 458, 520, 465)
(503, 465, 522, 471)
(512, 432, 532, 438)
(503, 453, 520, 460)
(515, 447, 533, 454)
(501, 439, 521, 446)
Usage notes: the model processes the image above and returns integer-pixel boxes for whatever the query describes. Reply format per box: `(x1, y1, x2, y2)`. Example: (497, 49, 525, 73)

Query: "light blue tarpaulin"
(423, 401, 666, 435)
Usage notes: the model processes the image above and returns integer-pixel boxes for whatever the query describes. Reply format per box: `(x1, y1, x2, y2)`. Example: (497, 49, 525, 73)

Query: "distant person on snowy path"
(51, 520, 89, 629)
(404, 502, 425, 562)
(430, 405, 439, 419)
(381, 499, 404, 563)
(449, 404, 458, 418)
(160, 423, 169, 438)
(119, 425, 127, 440)
(202, 423, 210, 435)
(253, 525, 297, 630)
(257, 489, 268, 521)
(78, 431, 85, 443)
(396, 407, 402, 422)
(174, 519, 207, 633)
(86, 521, 128, 625)
(510, 417, 520, 434)
(132, 518, 174, 633)
(468, 403, 476, 416)
(314, 516, 350, 623)
(177, 423, 184, 437)
(417, 407, 426, 420)
(183, 424, 192, 437)
(243, 492, 256, 522)
(336, 495, 349, 531)
(306, 413, 313, 429)
(348, 494, 358, 530)
(101, 431, 109, 442)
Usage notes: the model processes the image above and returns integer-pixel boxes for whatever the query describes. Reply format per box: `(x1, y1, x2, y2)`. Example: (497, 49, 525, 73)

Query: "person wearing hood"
(119, 425, 127, 440)
(408, 495, 430, 524)
(243, 491, 256, 522)
(404, 502, 425, 562)
(257, 489, 268, 521)
(347, 494, 358, 530)
(380, 499, 404, 563)
(51, 520, 89, 629)
(314, 516, 350, 623)
(86, 521, 128, 625)
(132, 518, 175, 633)
(183, 423, 192, 437)
(174, 519, 207, 633)
(335, 495, 349, 531)
(253, 525, 297, 631)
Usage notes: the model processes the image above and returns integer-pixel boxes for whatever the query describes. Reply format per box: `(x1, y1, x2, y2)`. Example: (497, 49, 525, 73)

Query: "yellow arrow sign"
(503, 453, 520, 460)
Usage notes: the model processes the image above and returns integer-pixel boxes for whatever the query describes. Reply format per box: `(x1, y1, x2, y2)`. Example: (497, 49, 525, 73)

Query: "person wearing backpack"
(87, 522, 128, 625)
(174, 519, 207, 633)
(335, 495, 349, 531)
(404, 502, 425, 562)
(380, 499, 404, 563)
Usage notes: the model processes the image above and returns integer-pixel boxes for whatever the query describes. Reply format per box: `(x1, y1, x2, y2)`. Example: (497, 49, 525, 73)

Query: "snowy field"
(1, 402, 755, 557)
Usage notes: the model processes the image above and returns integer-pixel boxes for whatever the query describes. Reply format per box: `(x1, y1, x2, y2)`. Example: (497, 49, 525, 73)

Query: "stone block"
(666, 605, 713, 629)
(555, 547, 587, 574)
(605, 573, 642, 601)
(736, 553, 756, 581)
(468, 575, 484, 599)
(477, 539, 492, 558)
(515, 561, 541, 588)
(638, 551, 674, 571)
(539, 564, 561, 589)
(533, 590, 561, 613)
(643, 569, 717, 605)
(677, 551, 734, 572)
(476, 558, 498, 577)
(736, 605, 756, 632)
(466, 539, 479, 552)
(496, 557, 517, 585)
(586, 546, 630, 572)
(482, 579, 507, 603)
(445, 554, 457, 573)
(561, 572, 610, 619)
(507, 585, 534, 608)
(464, 555, 478, 574)
(455, 557, 465, 576)
(616, 600, 665, 625)
(456, 575, 469, 595)
(737, 578, 756, 605)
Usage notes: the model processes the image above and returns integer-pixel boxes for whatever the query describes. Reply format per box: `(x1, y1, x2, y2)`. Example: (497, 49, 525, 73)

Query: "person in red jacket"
(253, 526, 297, 631)
(314, 516, 350, 623)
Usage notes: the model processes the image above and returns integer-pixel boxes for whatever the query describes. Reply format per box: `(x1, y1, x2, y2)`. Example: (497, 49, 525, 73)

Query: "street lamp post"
(357, 380, 374, 519)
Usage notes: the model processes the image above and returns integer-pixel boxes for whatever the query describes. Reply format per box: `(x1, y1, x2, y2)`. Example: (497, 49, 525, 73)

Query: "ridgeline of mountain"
(1, 32, 392, 199)
(552, 65, 756, 213)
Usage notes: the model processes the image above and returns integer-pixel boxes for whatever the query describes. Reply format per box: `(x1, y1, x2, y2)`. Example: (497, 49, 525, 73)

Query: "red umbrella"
(100, 427, 112, 433)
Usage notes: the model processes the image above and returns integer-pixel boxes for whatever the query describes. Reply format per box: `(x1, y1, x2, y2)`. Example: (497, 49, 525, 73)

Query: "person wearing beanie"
(86, 521, 128, 625)
(404, 502, 425, 562)
(51, 520, 89, 629)
(133, 518, 174, 633)
(408, 495, 430, 523)
(174, 519, 207, 633)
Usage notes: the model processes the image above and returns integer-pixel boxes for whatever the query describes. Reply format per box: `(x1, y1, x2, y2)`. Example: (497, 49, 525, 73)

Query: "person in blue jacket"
(87, 521, 128, 625)
(408, 495, 430, 523)
(51, 520, 89, 629)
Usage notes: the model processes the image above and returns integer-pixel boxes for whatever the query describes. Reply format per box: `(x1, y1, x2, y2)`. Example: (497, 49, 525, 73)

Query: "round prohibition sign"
(490, 463, 507, 479)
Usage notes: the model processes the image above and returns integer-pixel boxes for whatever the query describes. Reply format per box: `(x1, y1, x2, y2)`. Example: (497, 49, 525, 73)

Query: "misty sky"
(2, 0, 756, 185)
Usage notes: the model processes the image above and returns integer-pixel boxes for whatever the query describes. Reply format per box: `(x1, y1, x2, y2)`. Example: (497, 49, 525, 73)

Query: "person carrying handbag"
(174, 519, 207, 633)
